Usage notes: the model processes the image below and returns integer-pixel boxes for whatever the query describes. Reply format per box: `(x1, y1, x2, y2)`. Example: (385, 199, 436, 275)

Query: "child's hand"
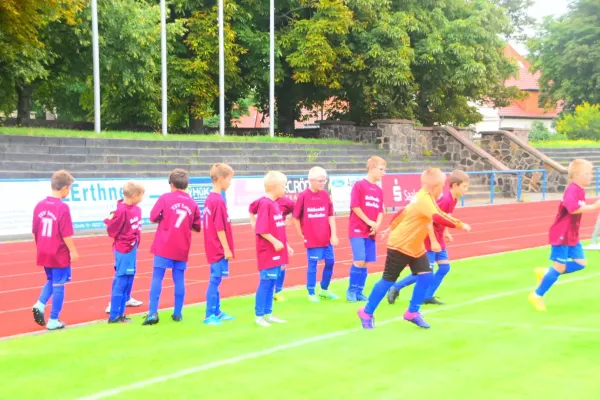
(380, 228, 390, 241)
(431, 241, 442, 252)
(224, 249, 233, 260)
(330, 235, 339, 246)
(462, 223, 472, 232)
(366, 219, 377, 229)
(444, 232, 453, 242)
(272, 239, 284, 251)
(287, 246, 294, 256)
(250, 222, 256, 230)
(70, 251, 80, 262)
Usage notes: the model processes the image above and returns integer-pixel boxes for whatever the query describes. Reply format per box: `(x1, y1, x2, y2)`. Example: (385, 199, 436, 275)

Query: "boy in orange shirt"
(357, 168, 471, 329)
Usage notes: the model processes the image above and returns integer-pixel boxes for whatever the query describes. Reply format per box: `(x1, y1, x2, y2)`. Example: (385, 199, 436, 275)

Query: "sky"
(509, 0, 571, 55)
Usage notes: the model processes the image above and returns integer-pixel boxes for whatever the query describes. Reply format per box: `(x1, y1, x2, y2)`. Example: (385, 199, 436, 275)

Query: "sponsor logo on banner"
(328, 175, 380, 213)
(382, 174, 421, 208)
(187, 177, 215, 213)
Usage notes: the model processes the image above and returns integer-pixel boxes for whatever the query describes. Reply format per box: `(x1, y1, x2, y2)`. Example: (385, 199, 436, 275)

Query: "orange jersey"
(387, 189, 463, 257)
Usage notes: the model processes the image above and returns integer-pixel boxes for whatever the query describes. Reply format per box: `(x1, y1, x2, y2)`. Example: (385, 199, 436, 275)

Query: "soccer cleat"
(126, 297, 143, 307)
(355, 292, 368, 302)
(319, 290, 340, 300)
(357, 307, 374, 329)
(265, 315, 287, 324)
(217, 312, 235, 321)
(346, 290, 357, 303)
(403, 310, 430, 328)
(142, 313, 159, 325)
(46, 319, 66, 330)
(255, 317, 271, 327)
(171, 315, 183, 322)
(273, 293, 285, 302)
(32, 305, 46, 326)
(119, 316, 132, 323)
(203, 315, 222, 325)
(108, 317, 121, 324)
(423, 297, 445, 305)
(387, 287, 400, 305)
(308, 294, 320, 303)
(534, 267, 547, 286)
(528, 292, 547, 311)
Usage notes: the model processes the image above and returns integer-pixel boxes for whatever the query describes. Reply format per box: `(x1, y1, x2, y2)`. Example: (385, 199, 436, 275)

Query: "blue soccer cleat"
(357, 307, 374, 329)
(142, 313, 159, 325)
(346, 290, 357, 302)
(217, 312, 235, 321)
(203, 314, 223, 325)
(403, 310, 430, 329)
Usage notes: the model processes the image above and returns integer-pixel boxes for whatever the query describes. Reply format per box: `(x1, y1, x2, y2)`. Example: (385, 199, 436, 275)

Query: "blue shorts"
(426, 249, 449, 265)
(114, 246, 137, 276)
(307, 244, 335, 262)
(153, 255, 187, 271)
(210, 258, 230, 278)
(350, 237, 377, 263)
(44, 267, 72, 284)
(550, 243, 585, 264)
(259, 266, 282, 280)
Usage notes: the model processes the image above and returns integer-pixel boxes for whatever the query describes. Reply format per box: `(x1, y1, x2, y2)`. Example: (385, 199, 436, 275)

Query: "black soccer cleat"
(119, 316, 132, 323)
(32, 307, 46, 326)
(142, 313, 159, 325)
(171, 315, 182, 322)
(387, 287, 400, 305)
(423, 297, 445, 305)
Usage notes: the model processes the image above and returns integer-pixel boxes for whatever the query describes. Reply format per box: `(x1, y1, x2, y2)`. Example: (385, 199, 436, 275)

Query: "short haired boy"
(203, 163, 236, 325)
(357, 168, 471, 329)
(529, 159, 600, 311)
(253, 171, 294, 327)
(292, 166, 339, 302)
(104, 181, 145, 323)
(142, 168, 202, 325)
(31, 170, 79, 331)
(249, 195, 295, 301)
(387, 169, 470, 305)
(347, 156, 386, 302)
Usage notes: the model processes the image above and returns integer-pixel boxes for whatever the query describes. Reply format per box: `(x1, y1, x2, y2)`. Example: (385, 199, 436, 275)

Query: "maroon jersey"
(254, 197, 288, 270)
(549, 182, 586, 246)
(150, 191, 201, 262)
(292, 188, 334, 248)
(348, 179, 384, 239)
(424, 191, 458, 251)
(203, 192, 234, 264)
(32, 196, 74, 268)
(104, 199, 142, 254)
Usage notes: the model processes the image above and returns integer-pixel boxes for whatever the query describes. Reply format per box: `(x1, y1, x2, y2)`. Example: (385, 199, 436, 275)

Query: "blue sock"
(321, 259, 334, 290)
(50, 284, 65, 319)
(357, 267, 368, 294)
(264, 280, 276, 315)
(148, 267, 166, 316)
(535, 267, 561, 296)
(348, 264, 361, 293)
(125, 275, 134, 302)
(408, 273, 434, 313)
(307, 259, 318, 295)
(172, 268, 185, 318)
(425, 263, 450, 299)
(38, 281, 53, 305)
(392, 274, 418, 291)
(275, 267, 286, 293)
(255, 279, 272, 317)
(110, 275, 128, 320)
(564, 261, 585, 274)
(206, 276, 222, 318)
(364, 279, 395, 315)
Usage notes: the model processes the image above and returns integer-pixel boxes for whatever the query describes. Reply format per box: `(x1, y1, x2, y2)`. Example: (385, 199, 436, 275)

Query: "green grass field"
(0, 127, 355, 145)
(2, 245, 600, 400)
(530, 139, 600, 148)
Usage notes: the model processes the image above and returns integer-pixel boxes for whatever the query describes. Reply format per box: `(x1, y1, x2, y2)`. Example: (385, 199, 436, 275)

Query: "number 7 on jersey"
(174, 209, 187, 228)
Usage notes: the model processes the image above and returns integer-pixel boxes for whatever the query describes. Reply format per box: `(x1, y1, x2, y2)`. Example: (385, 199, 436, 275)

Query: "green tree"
(556, 102, 600, 140)
(527, 0, 600, 111)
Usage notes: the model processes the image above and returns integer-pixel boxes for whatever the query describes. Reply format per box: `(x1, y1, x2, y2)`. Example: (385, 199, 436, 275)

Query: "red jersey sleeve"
(58, 207, 74, 238)
(255, 201, 272, 235)
(191, 204, 201, 232)
(104, 207, 126, 239)
(150, 196, 164, 223)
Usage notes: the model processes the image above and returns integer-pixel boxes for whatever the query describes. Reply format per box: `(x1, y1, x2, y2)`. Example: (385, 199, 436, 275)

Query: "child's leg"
(264, 279, 277, 316)
(206, 272, 222, 318)
(348, 238, 367, 301)
(404, 256, 434, 328)
(148, 266, 166, 316)
(47, 267, 71, 330)
(356, 238, 377, 300)
(275, 266, 286, 294)
(391, 274, 418, 291)
(362, 250, 407, 315)
(425, 250, 451, 300)
(319, 245, 338, 299)
(172, 266, 186, 319)
(32, 268, 54, 326)
(307, 252, 319, 296)
(532, 244, 586, 300)
(109, 274, 129, 321)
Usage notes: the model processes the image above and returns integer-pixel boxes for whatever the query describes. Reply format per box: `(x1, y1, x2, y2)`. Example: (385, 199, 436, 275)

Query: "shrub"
(556, 102, 600, 140)
(528, 121, 553, 141)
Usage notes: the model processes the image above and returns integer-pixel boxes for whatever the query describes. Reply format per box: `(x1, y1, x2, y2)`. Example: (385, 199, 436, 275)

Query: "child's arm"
(421, 195, 471, 232)
(259, 233, 284, 251)
(292, 218, 304, 239)
(217, 231, 233, 259)
(443, 226, 453, 242)
(328, 216, 339, 246)
(149, 197, 164, 224)
(571, 200, 600, 214)
(104, 209, 125, 238)
(350, 183, 377, 228)
(291, 195, 304, 239)
(351, 207, 377, 229)
(192, 206, 201, 232)
(63, 236, 80, 262)
(428, 224, 441, 252)
(249, 213, 256, 230)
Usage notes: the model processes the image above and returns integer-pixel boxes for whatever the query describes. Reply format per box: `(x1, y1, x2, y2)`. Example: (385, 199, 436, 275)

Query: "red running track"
(0, 200, 597, 339)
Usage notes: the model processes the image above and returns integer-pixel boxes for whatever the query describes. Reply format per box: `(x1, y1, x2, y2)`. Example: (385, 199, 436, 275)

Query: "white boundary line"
(427, 317, 600, 333)
(75, 269, 600, 400)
